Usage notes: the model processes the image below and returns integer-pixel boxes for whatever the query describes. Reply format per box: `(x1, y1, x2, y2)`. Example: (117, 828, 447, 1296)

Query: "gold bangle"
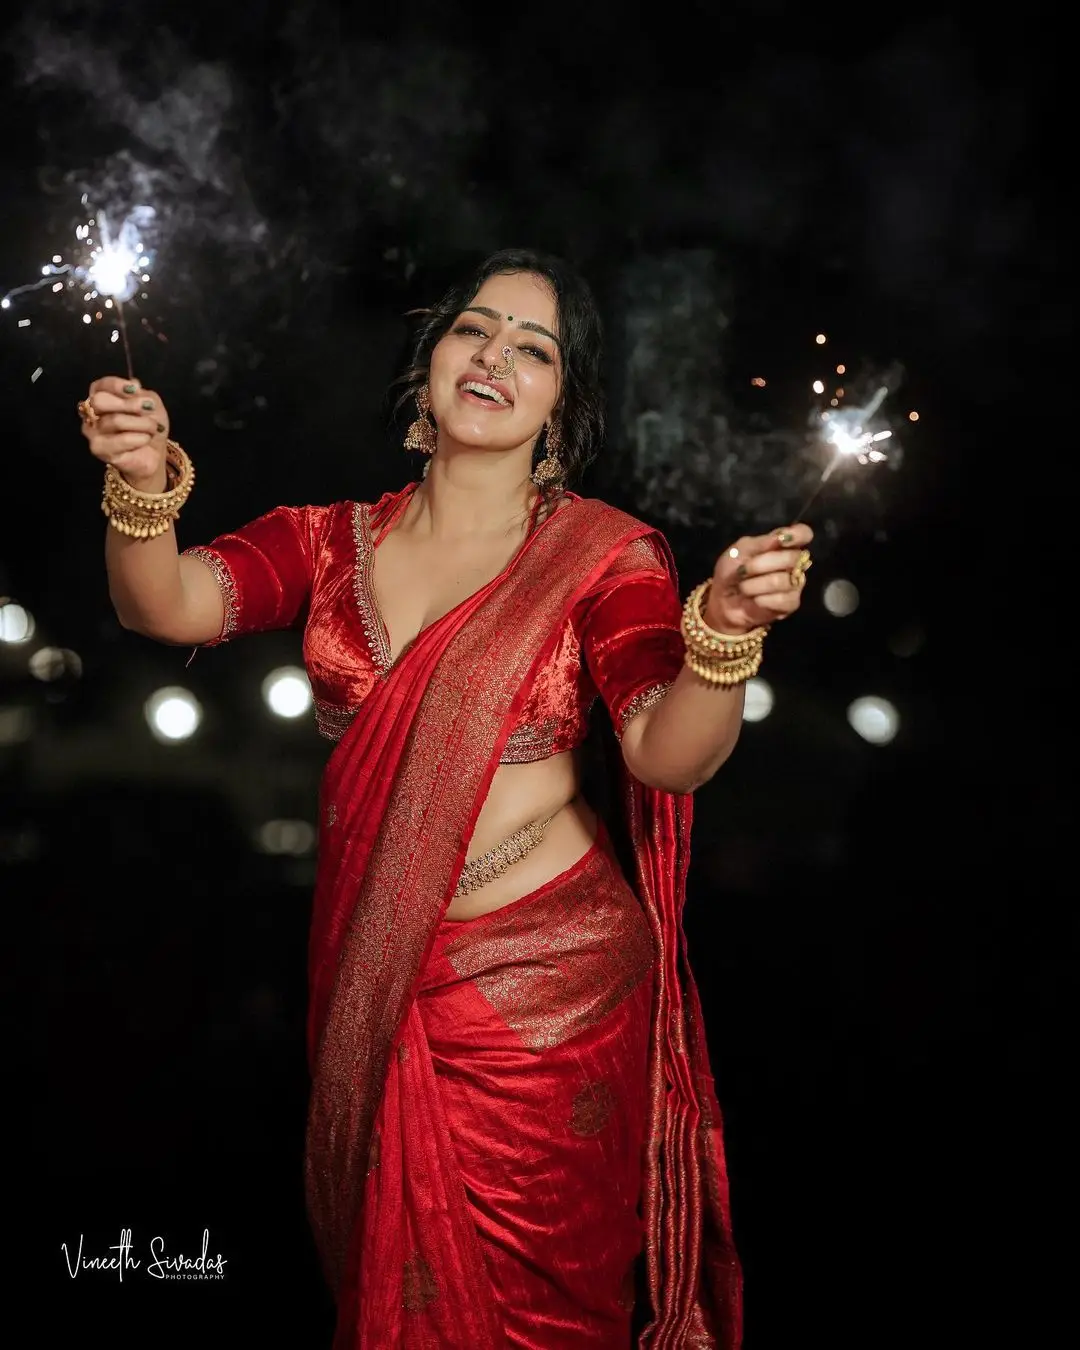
(102, 441, 195, 538)
(684, 647, 763, 687)
(680, 581, 769, 656)
(680, 579, 768, 688)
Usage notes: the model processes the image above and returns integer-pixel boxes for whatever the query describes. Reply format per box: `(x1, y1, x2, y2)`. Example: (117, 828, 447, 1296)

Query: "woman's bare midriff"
(445, 752, 599, 920)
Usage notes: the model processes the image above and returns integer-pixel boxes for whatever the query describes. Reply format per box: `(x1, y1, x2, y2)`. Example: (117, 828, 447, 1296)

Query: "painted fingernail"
(156, 422, 166, 434)
(736, 564, 748, 579)
(777, 530, 794, 545)
(141, 399, 155, 410)
(123, 383, 138, 394)
(727, 546, 740, 559)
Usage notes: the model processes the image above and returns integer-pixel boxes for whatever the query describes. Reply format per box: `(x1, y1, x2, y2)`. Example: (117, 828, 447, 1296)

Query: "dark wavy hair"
(393, 248, 605, 511)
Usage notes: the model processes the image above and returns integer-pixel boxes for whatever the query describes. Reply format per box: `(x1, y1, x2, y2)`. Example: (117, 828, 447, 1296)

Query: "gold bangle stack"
(101, 441, 195, 538)
(680, 580, 769, 687)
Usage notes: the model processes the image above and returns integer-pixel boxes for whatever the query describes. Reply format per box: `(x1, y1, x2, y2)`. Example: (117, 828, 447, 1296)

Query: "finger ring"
(77, 398, 98, 426)
(727, 546, 740, 559)
(789, 548, 812, 588)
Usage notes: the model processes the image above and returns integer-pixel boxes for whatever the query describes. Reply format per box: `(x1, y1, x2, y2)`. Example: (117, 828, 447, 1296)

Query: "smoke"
(612, 251, 904, 536)
(8, 11, 493, 395)
(4, 7, 1039, 447)
(15, 23, 268, 272)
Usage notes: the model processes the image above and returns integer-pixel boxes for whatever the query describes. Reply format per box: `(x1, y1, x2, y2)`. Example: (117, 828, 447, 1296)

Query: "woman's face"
(427, 271, 562, 454)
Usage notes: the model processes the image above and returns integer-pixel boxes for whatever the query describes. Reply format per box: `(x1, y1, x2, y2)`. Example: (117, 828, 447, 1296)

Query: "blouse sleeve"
(578, 533, 685, 738)
(182, 504, 330, 646)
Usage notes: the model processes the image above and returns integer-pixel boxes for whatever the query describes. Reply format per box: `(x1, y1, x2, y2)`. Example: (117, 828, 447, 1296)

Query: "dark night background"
(1, 3, 1070, 1347)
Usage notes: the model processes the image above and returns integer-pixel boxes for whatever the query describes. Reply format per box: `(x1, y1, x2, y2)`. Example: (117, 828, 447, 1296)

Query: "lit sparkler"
(1, 197, 155, 379)
(792, 385, 894, 520)
(785, 328, 902, 522)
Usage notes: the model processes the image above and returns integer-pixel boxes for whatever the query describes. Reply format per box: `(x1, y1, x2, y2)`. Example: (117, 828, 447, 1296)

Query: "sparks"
(1, 200, 156, 378)
(820, 384, 892, 464)
(792, 379, 898, 520)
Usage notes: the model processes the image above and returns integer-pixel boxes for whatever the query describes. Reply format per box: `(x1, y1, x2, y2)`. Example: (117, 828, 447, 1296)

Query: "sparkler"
(793, 384, 894, 521)
(767, 327, 904, 523)
(1, 197, 154, 379)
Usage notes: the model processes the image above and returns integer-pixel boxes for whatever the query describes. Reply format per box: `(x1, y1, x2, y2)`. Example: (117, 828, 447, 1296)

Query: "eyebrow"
(463, 305, 561, 349)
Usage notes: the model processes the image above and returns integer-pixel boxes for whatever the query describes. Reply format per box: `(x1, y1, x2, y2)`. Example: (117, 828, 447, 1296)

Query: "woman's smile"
(457, 378, 513, 409)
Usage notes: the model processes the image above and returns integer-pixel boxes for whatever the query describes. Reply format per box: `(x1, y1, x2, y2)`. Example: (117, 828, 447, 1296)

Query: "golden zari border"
(443, 843, 654, 1050)
(182, 546, 239, 640)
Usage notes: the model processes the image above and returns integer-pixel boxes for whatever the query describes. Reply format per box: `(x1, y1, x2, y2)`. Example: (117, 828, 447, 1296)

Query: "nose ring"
(487, 345, 515, 381)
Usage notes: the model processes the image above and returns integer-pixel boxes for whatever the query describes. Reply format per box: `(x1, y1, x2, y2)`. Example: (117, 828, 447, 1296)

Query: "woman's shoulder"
(561, 491, 671, 566)
(296, 483, 416, 530)
(561, 489, 656, 530)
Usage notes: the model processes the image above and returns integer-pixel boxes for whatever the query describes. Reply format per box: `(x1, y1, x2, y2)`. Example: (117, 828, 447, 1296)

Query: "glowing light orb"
(262, 666, 313, 719)
(145, 686, 202, 742)
(823, 580, 860, 617)
(742, 677, 774, 722)
(0, 602, 35, 644)
(847, 695, 899, 745)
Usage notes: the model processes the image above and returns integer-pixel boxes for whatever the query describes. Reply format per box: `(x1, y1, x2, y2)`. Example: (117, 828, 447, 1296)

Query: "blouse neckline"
(364, 482, 577, 672)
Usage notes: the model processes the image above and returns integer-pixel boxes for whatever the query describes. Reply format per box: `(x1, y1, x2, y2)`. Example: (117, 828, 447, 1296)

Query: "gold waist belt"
(453, 812, 558, 897)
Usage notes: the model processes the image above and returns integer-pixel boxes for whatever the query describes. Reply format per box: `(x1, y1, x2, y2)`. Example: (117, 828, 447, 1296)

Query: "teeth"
(461, 380, 509, 406)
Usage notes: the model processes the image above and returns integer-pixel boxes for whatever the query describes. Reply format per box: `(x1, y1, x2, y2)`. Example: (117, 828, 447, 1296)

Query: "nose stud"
(487, 345, 515, 381)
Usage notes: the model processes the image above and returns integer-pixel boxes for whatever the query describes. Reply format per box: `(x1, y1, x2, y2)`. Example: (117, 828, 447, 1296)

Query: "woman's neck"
(409, 454, 539, 542)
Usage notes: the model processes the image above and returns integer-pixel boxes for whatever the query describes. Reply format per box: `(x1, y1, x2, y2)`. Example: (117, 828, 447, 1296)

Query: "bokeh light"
(823, 579, 860, 617)
(0, 706, 34, 746)
(0, 601, 35, 644)
(144, 686, 202, 743)
(742, 677, 774, 722)
(847, 696, 900, 745)
(262, 666, 312, 719)
(257, 819, 317, 855)
(887, 624, 926, 658)
(29, 647, 83, 682)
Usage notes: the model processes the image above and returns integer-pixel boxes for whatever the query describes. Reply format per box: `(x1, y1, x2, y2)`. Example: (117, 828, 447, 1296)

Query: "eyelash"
(453, 323, 552, 364)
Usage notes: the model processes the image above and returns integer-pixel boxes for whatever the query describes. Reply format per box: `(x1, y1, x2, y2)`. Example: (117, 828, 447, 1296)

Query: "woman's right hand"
(80, 375, 171, 492)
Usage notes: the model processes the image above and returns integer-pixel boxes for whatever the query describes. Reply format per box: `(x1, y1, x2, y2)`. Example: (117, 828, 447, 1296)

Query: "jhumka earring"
(404, 384, 437, 455)
(531, 419, 565, 489)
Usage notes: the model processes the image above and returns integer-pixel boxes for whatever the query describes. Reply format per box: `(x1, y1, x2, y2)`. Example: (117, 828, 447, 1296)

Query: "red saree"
(302, 492, 743, 1348)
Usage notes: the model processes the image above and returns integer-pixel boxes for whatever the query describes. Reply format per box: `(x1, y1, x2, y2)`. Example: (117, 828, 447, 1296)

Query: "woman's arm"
(620, 667, 744, 795)
(107, 525, 227, 645)
(80, 375, 325, 648)
(81, 375, 227, 644)
(585, 521, 813, 795)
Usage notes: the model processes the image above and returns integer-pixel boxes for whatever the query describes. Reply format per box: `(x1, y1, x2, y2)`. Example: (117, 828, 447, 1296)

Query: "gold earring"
(404, 384, 437, 455)
(531, 420, 565, 489)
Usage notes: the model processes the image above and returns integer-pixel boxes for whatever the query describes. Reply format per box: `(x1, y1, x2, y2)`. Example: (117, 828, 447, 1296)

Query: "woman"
(80, 248, 813, 1349)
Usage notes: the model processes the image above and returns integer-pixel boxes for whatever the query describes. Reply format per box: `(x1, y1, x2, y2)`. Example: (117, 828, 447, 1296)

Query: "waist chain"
(453, 812, 559, 897)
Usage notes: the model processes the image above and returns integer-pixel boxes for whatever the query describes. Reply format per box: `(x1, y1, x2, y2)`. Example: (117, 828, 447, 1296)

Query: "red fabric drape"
(303, 489, 742, 1348)
(361, 824, 656, 1347)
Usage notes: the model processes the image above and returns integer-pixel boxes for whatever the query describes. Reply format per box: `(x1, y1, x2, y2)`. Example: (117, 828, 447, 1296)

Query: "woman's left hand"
(704, 523, 815, 633)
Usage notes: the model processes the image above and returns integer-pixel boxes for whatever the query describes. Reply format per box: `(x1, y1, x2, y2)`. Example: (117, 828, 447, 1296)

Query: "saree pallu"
(305, 495, 742, 1349)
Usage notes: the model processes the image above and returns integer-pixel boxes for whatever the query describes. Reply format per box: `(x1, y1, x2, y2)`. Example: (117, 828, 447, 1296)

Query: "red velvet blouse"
(184, 486, 684, 761)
